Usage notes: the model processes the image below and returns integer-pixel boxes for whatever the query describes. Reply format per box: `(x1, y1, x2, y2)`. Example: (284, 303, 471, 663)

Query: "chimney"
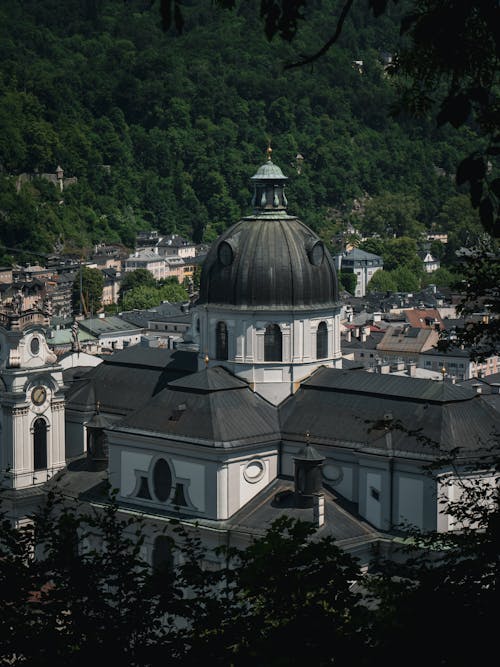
(406, 361, 416, 377)
(354, 326, 360, 338)
(293, 436, 325, 510)
(361, 326, 369, 343)
(313, 493, 325, 528)
(345, 328, 352, 343)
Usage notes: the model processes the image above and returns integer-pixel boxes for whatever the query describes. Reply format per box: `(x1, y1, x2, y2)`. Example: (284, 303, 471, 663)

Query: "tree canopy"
(0, 0, 491, 262)
(2, 470, 500, 665)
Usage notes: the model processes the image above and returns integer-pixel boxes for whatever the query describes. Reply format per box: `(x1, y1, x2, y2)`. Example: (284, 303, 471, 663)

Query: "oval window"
(30, 337, 40, 355)
(243, 460, 265, 484)
(308, 241, 324, 266)
(218, 241, 233, 267)
(322, 463, 343, 484)
(153, 458, 172, 502)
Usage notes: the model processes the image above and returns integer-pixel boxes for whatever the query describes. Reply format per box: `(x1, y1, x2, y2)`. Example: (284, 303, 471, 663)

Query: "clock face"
(309, 241, 324, 266)
(31, 385, 47, 406)
(218, 241, 233, 267)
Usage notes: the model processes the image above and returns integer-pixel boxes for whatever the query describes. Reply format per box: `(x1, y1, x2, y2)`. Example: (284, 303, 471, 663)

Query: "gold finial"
(305, 430, 311, 444)
(204, 352, 209, 368)
(441, 365, 446, 379)
(266, 139, 272, 162)
(96, 400, 100, 413)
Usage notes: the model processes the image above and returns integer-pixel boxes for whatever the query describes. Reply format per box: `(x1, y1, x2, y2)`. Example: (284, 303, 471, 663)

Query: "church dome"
(198, 157, 339, 311)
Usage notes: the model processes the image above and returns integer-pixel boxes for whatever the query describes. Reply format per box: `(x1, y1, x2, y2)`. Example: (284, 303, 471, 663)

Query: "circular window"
(308, 241, 324, 266)
(30, 337, 40, 355)
(218, 241, 234, 267)
(243, 459, 265, 484)
(322, 463, 343, 484)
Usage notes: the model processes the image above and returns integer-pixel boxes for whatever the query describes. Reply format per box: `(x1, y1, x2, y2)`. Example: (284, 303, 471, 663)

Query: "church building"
(1, 153, 499, 566)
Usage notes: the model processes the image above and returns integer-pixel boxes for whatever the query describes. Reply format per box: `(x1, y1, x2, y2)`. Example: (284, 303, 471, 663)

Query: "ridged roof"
(198, 156, 338, 310)
(118, 367, 280, 447)
(198, 217, 339, 310)
(280, 368, 500, 459)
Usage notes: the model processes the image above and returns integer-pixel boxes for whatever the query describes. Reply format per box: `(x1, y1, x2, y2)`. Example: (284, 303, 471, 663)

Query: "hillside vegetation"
(0, 0, 482, 263)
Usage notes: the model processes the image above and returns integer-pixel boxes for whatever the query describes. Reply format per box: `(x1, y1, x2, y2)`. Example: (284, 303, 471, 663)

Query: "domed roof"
(250, 160, 287, 181)
(198, 157, 338, 311)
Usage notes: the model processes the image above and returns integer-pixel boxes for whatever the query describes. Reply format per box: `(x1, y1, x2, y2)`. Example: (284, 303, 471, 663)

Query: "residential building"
(124, 249, 167, 281)
(341, 248, 383, 297)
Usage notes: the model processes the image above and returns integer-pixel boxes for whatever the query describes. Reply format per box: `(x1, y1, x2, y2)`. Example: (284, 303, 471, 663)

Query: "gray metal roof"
(198, 216, 339, 310)
(78, 316, 143, 336)
(227, 479, 381, 549)
(280, 368, 500, 458)
(250, 160, 288, 181)
(302, 367, 477, 403)
(117, 367, 280, 447)
(344, 249, 383, 261)
(65, 348, 198, 414)
(106, 346, 197, 371)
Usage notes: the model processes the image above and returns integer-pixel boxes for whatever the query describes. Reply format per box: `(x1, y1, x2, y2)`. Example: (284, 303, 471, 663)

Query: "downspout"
(386, 426, 394, 530)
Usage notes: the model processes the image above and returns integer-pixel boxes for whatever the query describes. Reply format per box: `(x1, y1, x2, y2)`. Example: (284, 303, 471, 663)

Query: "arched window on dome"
(316, 321, 328, 359)
(33, 418, 47, 470)
(215, 321, 228, 360)
(264, 324, 282, 362)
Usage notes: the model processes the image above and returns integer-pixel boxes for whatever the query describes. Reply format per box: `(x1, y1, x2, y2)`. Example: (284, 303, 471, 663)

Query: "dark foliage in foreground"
(1, 473, 499, 666)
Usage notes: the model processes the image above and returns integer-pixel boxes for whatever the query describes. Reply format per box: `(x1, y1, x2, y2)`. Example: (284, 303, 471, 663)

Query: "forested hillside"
(0, 0, 481, 263)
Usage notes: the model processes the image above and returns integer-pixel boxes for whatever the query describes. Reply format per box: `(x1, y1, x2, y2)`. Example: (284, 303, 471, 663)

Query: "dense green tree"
(72, 266, 104, 316)
(391, 265, 421, 292)
(121, 280, 188, 310)
(367, 269, 397, 293)
(381, 237, 421, 273)
(0, 0, 486, 254)
(421, 266, 460, 289)
(339, 270, 357, 294)
(355, 192, 425, 239)
(119, 268, 157, 301)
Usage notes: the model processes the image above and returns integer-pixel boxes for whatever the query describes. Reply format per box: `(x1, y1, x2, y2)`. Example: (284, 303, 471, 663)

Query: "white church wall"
(363, 469, 384, 529)
(197, 305, 342, 405)
(121, 450, 153, 496)
(436, 470, 499, 532)
(172, 458, 206, 512)
(65, 410, 88, 459)
(221, 448, 278, 518)
(397, 475, 424, 529)
(108, 435, 233, 518)
(322, 458, 355, 501)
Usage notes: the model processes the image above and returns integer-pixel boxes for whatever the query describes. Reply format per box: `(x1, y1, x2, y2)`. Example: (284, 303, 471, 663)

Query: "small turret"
(293, 432, 325, 508)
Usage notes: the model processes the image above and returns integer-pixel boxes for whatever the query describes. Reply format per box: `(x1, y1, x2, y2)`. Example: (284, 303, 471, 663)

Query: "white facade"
(124, 250, 167, 281)
(193, 305, 343, 405)
(107, 430, 279, 521)
(0, 314, 66, 490)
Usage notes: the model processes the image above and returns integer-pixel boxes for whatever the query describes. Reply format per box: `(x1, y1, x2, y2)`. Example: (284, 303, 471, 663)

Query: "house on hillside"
(419, 249, 440, 273)
(340, 249, 383, 297)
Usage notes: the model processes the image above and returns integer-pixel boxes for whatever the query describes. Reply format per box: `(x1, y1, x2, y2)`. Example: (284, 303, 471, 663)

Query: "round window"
(322, 463, 343, 484)
(218, 241, 234, 267)
(243, 459, 265, 484)
(308, 241, 324, 266)
(30, 337, 40, 355)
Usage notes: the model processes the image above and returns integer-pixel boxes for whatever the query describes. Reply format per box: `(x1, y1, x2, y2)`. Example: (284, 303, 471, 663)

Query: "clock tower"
(0, 306, 66, 490)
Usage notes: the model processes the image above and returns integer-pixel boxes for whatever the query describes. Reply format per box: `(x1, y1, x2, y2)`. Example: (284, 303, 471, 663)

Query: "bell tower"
(0, 307, 66, 490)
